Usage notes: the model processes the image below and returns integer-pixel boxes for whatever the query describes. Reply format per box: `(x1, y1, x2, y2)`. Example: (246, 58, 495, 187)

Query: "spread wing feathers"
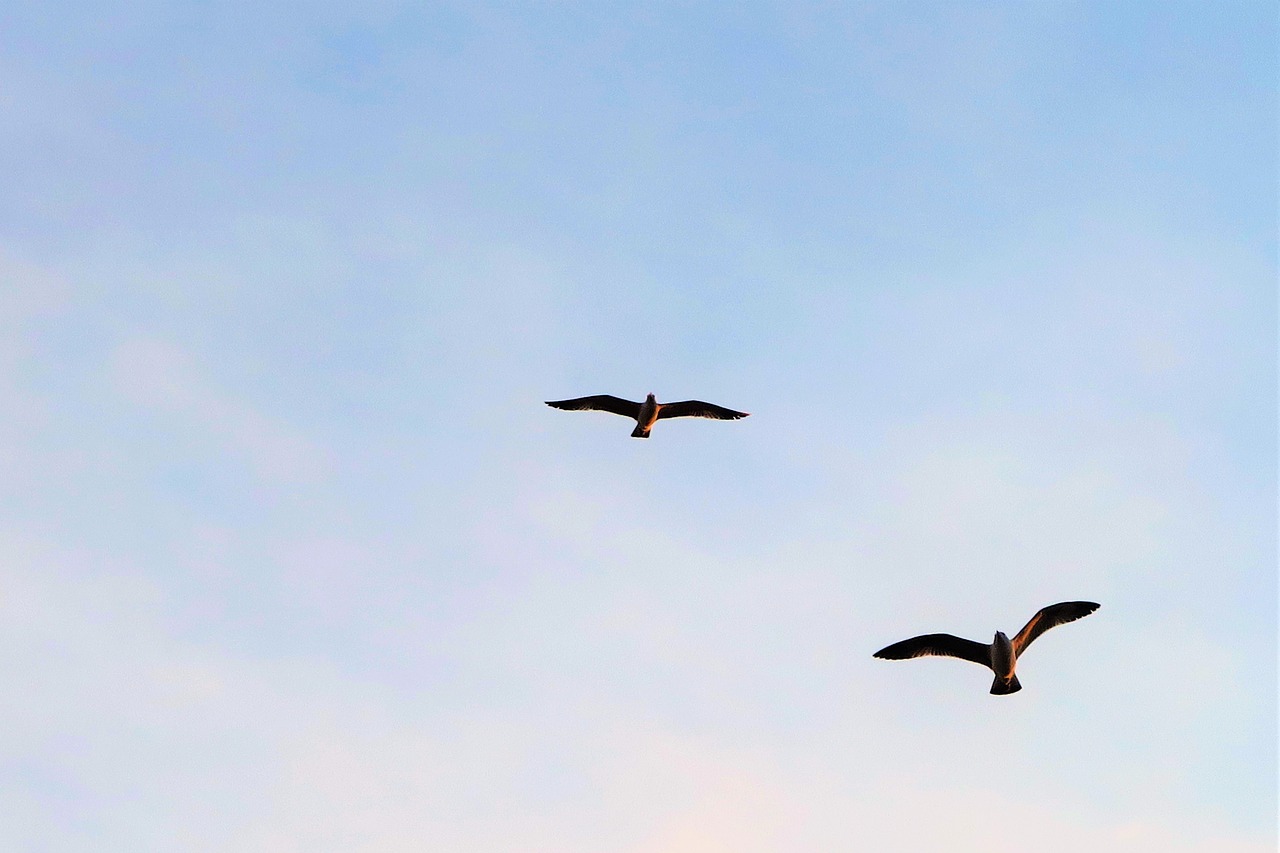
(545, 395, 642, 419)
(873, 634, 992, 668)
(1011, 601, 1100, 656)
(655, 400, 749, 420)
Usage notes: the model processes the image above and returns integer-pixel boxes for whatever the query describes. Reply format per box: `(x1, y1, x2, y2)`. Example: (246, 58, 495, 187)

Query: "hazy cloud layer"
(0, 3, 1273, 850)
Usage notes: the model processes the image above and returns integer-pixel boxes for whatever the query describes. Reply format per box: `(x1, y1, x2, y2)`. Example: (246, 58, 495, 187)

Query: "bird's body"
(989, 631, 1019, 695)
(873, 601, 1100, 695)
(545, 392, 749, 438)
(632, 394, 660, 438)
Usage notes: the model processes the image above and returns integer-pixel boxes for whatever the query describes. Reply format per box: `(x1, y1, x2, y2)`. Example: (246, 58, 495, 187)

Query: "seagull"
(873, 601, 1100, 695)
(545, 393, 749, 438)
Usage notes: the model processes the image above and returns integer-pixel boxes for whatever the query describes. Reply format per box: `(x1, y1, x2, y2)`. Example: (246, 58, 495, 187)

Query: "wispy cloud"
(107, 338, 332, 485)
(0, 531, 1267, 852)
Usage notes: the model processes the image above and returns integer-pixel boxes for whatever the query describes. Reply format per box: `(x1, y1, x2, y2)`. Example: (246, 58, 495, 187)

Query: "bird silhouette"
(545, 393, 749, 438)
(873, 601, 1100, 695)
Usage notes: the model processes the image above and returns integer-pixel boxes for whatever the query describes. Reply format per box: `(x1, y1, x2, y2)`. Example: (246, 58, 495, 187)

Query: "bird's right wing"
(873, 634, 991, 668)
(655, 400, 749, 420)
(1011, 601, 1100, 656)
(545, 395, 641, 419)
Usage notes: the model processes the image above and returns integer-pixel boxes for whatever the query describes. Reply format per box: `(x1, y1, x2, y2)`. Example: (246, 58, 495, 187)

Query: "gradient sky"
(1, 3, 1275, 851)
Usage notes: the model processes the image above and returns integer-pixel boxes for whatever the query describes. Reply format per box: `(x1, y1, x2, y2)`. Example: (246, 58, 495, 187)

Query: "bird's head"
(645, 392, 657, 403)
(994, 630, 1010, 645)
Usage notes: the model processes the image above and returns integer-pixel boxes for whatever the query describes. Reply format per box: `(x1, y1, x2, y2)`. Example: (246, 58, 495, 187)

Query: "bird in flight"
(873, 601, 1100, 695)
(545, 393, 749, 438)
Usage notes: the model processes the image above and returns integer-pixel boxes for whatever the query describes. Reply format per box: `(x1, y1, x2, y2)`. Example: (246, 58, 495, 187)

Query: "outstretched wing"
(656, 400, 749, 420)
(873, 634, 991, 669)
(1011, 601, 1100, 656)
(545, 395, 641, 419)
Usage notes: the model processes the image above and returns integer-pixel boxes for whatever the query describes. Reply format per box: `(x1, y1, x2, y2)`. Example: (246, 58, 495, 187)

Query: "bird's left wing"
(545, 395, 641, 419)
(1011, 601, 1100, 656)
(655, 400, 749, 420)
(873, 634, 991, 668)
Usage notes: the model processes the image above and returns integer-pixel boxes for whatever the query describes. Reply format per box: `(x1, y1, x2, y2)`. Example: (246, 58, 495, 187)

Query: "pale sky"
(1, 3, 1275, 851)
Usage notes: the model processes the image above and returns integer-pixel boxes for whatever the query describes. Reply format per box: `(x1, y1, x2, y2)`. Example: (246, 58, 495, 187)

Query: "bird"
(872, 601, 1100, 695)
(545, 393, 749, 438)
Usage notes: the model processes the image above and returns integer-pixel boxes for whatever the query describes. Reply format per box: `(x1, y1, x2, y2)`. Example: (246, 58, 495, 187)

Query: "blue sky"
(1, 2, 1275, 850)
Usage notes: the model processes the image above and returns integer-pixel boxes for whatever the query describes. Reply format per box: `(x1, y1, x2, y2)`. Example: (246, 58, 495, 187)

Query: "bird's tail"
(990, 675, 1022, 695)
(630, 424, 651, 438)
